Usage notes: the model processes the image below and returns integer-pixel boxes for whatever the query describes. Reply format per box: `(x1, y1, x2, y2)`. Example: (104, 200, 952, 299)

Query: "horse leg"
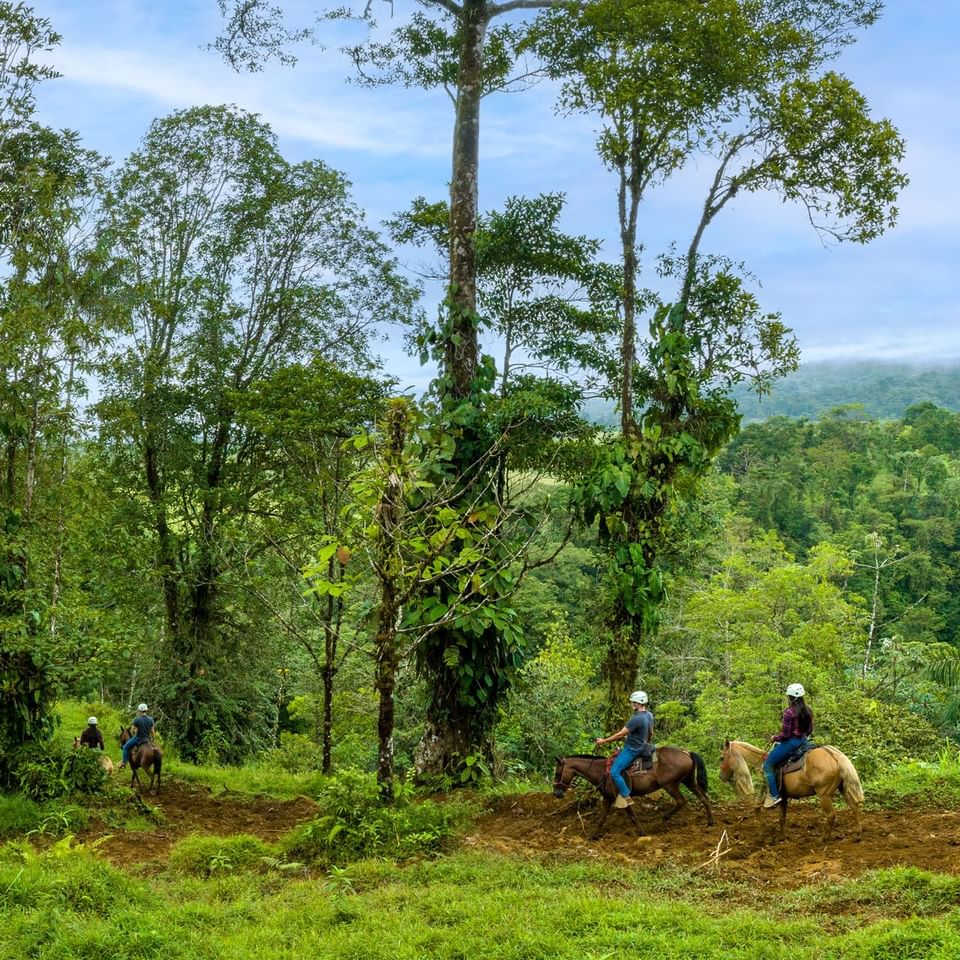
(661, 783, 687, 823)
(689, 780, 714, 827)
(816, 789, 836, 841)
(591, 795, 614, 840)
(624, 803, 644, 837)
(777, 798, 788, 841)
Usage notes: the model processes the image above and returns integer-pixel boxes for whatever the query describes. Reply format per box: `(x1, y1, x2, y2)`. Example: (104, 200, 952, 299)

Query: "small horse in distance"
(119, 727, 162, 793)
(72, 737, 115, 776)
(553, 747, 713, 839)
(720, 739, 863, 841)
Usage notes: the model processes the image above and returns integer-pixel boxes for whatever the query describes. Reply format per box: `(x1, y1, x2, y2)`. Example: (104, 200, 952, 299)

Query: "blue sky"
(28, 0, 960, 390)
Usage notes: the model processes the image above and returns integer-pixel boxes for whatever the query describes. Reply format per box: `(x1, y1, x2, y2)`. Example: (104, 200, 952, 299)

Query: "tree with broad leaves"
(0, 2, 109, 787)
(215, 0, 587, 777)
(530, 0, 906, 719)
(94, 104, 418, 760)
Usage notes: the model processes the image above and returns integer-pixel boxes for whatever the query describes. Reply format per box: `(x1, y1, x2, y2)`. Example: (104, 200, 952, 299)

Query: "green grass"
(166, 759, 315, 799)
(866, 750, 960, 809)
(3, 843, 960, 959)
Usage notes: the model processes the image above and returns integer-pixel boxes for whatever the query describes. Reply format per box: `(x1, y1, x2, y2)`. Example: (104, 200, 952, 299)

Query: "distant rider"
(595, 690, 654, 809)
(119, 703, 155, 770)
(763, 683, 814, 807)
(78, 716, 105, 751)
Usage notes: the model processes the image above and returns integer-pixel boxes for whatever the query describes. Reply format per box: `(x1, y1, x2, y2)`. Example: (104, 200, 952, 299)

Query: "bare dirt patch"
(464, 791, 960, 889)
(78, 780, 318, 870)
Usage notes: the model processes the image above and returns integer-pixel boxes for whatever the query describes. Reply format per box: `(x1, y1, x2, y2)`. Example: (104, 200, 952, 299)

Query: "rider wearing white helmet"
(78, 715, 105, 750)
(763, 683, 814, 807)
(119, 702, 156, 769)
(594, 690, 655, 809)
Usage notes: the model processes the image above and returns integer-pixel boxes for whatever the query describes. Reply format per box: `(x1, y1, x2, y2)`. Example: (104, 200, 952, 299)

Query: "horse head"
(719, 739, 733, 782)
(552, 757, 570, 798)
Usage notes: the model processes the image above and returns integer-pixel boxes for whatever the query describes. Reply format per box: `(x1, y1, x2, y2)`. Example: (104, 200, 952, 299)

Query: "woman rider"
(763, 683, 814, 807)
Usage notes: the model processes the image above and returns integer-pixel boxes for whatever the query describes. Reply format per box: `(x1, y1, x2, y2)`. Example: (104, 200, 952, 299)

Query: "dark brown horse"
(119, 727, 162, 793)
(552, 748, 713, 838)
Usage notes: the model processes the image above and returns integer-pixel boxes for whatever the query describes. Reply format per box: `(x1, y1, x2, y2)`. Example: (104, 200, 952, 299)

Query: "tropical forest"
(3, 1, 960, 957)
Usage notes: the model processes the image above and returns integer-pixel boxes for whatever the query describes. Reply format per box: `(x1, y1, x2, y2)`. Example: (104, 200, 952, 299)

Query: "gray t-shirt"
(624, 710, 653, 750)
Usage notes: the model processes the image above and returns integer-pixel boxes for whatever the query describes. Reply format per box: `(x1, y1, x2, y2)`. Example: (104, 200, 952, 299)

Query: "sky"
(25, 0, 960, 391)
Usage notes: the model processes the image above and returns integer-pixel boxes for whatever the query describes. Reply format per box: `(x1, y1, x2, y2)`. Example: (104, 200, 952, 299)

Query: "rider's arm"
(595, 726, 629, 746)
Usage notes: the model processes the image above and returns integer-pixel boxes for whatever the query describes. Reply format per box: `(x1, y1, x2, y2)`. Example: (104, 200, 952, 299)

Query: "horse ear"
(723, 739, 730, 748)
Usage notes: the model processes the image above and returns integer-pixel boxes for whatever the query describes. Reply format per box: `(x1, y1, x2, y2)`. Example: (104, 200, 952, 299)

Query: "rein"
(553, 755, 605, 793)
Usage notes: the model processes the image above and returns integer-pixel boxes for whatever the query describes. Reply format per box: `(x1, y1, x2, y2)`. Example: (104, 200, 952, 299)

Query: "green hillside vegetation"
(582, 361, 960, 427)
(731, 361, 960, 422)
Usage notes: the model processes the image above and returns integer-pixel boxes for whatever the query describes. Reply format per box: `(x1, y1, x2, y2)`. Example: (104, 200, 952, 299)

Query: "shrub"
(280, 769, 474, 866)
(495, 619, 603, 774)
(14, 741, 110, 800)
(169, 834, 274, 877)
(0, 795, 88, 838)
(262, 732, 323, 774)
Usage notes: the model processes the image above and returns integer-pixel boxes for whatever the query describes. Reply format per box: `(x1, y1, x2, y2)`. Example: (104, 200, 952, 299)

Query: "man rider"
(119, 703, 155, 769)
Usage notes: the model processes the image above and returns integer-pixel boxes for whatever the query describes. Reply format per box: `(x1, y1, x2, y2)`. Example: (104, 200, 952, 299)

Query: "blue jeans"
(122, 735, 148, 765)
(764, 737, 806, 799)
(610, 746, 643, 798)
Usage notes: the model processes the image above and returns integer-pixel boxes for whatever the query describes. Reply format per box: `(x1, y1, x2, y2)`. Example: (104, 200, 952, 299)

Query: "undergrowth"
(280, 768, 476, 866)
(866, 747, 960, 809)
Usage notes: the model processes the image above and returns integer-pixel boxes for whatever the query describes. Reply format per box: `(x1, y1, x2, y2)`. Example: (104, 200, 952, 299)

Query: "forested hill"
(581, 361, 960, 426)
(731, 361, 960, 422)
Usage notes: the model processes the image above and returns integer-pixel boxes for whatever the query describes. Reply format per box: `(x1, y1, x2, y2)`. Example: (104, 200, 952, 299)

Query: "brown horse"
(119, 727, 162, 793)
(720, 739, 863, 841)
(552, 748, 713, 838)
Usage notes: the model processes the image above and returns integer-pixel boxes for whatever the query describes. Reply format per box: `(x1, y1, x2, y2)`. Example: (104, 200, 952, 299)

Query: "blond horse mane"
(724, 740, 764, 799)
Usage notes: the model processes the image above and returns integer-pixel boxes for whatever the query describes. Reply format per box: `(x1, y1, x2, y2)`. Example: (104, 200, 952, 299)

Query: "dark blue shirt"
(132, 715, 154, 739)
(624, 711, 653, 750)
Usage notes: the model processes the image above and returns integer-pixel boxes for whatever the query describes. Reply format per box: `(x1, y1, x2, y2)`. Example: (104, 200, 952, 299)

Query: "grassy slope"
(2, 846, 960, 959)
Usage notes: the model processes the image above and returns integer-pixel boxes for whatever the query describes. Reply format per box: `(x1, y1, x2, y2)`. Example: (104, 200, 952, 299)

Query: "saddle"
(775, 741, 815, 787)
(605, 745, 657, 775)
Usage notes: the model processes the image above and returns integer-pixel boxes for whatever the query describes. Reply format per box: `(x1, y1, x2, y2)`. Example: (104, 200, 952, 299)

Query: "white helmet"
(137, 703, 148, 712)
(786, 683, 805, 698)
(629, 690, 648, 704)
(87, 716, 98, 725)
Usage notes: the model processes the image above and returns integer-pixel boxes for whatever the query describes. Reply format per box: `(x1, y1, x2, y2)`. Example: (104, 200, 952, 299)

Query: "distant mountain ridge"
(731, 361, 960, 422)
(580, 361, 960, 426)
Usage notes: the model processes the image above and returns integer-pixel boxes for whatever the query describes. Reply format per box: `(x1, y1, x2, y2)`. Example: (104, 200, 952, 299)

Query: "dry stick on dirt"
(696, 829, 731, 872)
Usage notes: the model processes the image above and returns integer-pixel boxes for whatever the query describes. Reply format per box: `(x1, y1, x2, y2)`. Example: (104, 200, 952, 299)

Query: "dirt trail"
(80, 780, 960, 890)
(465, 791, 960, 888)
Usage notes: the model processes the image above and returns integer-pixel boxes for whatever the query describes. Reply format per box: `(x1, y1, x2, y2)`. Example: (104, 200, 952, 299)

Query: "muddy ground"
(78, 780, 960, 891)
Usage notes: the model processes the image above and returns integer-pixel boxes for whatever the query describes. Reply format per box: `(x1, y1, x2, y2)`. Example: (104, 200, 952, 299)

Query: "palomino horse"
(73, 737, 115, 775)
(720, 739, 863, 841)
(553, 748, 713, 838)
(119, 727, 162, 793)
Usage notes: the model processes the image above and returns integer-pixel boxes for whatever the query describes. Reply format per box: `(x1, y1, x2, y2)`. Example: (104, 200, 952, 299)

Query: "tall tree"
(95, 104, 417, 759)
(0, 3, 107, 786)
(533, 0, 906, 716)
(215, 0, 582, 776)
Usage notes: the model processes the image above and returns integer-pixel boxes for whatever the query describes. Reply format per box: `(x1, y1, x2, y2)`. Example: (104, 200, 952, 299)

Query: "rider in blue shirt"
(119, 703, 155, 769)
(595, 690, 654, 809)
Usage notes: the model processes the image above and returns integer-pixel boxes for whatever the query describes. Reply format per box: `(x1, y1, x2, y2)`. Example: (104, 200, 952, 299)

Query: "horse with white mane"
(720, 739, 863, 841)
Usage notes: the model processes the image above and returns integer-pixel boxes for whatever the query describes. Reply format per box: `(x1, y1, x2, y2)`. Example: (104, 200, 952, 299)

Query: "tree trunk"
(374, 401, 409, 801)
(446, 0, 488, 401)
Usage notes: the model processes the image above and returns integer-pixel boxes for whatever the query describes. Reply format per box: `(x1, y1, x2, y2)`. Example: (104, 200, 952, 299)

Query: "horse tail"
(821, 746, 864, 804)
(684, 751, 709, 795)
